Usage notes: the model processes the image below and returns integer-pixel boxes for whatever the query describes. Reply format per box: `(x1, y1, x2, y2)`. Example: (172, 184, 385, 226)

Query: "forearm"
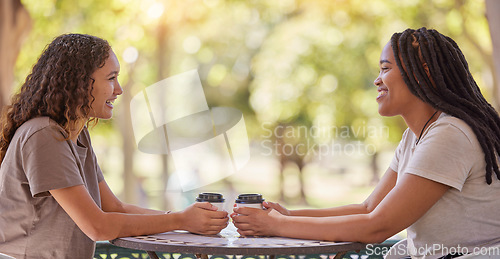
(121, 203, 166, 215)
(94, 211, 182, 241)
(276, 213, 389, 243)
(290, 203, 370, 217)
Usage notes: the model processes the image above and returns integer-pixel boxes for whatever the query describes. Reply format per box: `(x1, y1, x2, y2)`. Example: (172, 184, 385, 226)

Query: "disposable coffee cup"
(196, 192, 225, 211)
(235, 194, 265, 209)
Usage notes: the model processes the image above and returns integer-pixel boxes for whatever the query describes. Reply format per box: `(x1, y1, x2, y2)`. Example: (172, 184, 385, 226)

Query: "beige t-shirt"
(390, 113, 500, 259)
(0, 117, 104, 258)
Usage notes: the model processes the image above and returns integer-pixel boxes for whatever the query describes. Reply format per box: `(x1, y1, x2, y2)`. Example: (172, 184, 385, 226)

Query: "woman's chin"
(377, 105, 387, 116)
(377, 106, 396, 117)
(90, 113, 113, 120)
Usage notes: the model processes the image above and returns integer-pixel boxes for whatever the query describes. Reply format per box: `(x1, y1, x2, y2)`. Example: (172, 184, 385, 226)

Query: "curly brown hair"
(0, 33, 110, 162)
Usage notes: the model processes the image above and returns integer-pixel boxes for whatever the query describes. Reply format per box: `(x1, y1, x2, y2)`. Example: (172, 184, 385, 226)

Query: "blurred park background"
(2, 0, 499, 230)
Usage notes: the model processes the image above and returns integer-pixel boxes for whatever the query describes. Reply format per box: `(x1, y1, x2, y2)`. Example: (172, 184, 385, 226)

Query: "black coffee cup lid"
(196, 192, 225, 203)
(235, 193, 264, 204)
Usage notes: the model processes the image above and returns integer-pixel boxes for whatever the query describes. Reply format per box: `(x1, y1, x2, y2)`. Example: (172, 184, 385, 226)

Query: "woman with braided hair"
(232, 27, 500, 258)
(0, 34, 228, 258)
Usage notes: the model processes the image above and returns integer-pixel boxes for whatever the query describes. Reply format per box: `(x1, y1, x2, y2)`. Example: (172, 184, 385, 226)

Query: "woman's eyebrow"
(106, 71, 119, 77)
(379, 59, 392, 64)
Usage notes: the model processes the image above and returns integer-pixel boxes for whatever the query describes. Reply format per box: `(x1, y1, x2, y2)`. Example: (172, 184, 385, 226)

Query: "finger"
(205, 210, 228, 219)
(233, 206, 260, 215)
(230, 214, 250, 224)
(193, 223, 227, 234)
(233, 222, 252, 231)
(210, 210, 228, 218)
(263, 201, 280, 209)
(208, 217, 230, 226)
(217, 221, 229, 230)
(214, 222, 229, 232)
(195, 229, 219, 235)
(232, 206, 243, 214)
(206, 224, 227, 231)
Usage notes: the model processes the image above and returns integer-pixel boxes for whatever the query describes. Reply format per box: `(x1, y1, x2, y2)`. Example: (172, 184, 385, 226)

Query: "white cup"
(234, 194, 265, 210)
(196, 192, 225, 211)
(235, 203, 263, 209)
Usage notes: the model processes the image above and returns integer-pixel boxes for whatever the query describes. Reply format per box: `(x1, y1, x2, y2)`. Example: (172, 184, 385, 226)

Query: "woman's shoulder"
(15, 117, 66, 142)
(436, 113, 469, 126)
(431, 113, 477, 145)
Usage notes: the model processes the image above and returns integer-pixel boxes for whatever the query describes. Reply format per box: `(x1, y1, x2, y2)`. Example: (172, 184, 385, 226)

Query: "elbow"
(361, 201, 375, 214)
(358, 213, 398, 244)
(82, 215, 120, 241)
(85, 226, 115, 242)
(86, 233, 102, 242)
(86, 230, 115, 242)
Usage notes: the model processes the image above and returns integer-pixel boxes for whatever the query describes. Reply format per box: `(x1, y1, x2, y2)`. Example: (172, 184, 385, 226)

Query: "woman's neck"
(401, 105, 441, 138)
(69, 119, 87, 144)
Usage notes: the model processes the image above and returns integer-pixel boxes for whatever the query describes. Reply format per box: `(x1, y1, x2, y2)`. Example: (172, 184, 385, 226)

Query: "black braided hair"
(391, 27, 500, 184)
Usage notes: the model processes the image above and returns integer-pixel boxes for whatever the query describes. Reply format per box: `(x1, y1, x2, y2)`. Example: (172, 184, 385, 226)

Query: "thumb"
(194, 202, 217, 211)
(263, 201, 272, 209)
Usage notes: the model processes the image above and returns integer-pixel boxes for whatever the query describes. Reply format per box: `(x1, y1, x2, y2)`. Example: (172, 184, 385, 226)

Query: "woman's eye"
(109, 77, 116, 81)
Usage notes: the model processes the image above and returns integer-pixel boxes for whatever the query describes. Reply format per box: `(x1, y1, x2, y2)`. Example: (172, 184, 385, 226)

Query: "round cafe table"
(110, 230, 367, 259)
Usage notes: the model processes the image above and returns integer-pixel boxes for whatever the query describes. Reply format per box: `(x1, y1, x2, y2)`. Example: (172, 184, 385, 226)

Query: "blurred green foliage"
(15, 0, 492, 207)
(17, 0, 491, 141)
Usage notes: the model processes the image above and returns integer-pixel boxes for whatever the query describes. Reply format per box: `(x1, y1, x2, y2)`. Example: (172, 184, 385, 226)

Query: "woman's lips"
(105, 99, 115, 108)
(377, 88, 388, 101)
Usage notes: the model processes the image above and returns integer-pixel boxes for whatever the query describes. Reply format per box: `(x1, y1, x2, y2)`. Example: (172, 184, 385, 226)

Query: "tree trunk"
(486, 0, 500, 109)
(119, 63, 137, 205)
(0, 0, 31, 108)
(157, 15, 170, 210)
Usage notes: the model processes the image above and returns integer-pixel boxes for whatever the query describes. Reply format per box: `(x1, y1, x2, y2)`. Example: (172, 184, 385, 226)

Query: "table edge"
(110, 237, 368, 255)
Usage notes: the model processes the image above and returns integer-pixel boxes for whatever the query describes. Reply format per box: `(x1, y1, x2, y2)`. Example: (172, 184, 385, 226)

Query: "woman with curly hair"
(0, 34, 228, 259)
(232, 27, 500, 258)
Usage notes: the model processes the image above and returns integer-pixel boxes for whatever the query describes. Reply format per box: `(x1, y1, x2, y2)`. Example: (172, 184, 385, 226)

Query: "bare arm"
(50, 185, 228, 241)
(269, 168, 397, 217)
(232, 172, 449, 243)
(99, 180, 164, 215)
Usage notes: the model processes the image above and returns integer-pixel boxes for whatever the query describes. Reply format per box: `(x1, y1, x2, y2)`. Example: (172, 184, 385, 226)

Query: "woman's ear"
(422, 62, 438, 87)
(423, 62, 430, 78)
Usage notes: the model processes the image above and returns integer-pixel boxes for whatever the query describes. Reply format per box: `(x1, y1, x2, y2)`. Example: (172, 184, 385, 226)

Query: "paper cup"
(235, 194, 264, 209)
(196, 192, 225, 211)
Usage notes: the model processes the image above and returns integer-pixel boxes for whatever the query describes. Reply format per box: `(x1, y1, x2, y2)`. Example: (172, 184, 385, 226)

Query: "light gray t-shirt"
(390, 113, 500, 258)
(0, 117, 104, 258)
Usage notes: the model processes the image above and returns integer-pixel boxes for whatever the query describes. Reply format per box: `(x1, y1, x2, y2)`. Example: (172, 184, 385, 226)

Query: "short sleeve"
(405, 123, 478, 191)
(95, 157, 104, 182)
(80, 127, 104, 183)
(390, 129, 410, 173)
(22, 126, 84, 197)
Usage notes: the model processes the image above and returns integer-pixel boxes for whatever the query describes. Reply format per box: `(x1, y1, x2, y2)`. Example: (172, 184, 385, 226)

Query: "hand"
(263, 201, 291, 216)
(231, 206, 283, 237)
(179, 202, 229, 235)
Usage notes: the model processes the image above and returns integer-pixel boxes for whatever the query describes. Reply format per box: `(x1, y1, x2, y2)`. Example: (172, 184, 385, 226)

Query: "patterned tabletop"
(111, 228, 367, 255)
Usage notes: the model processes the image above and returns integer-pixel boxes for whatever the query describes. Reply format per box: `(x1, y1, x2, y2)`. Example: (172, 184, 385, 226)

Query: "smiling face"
(89, 50, 122, 119)
(374, 42, 422, 117)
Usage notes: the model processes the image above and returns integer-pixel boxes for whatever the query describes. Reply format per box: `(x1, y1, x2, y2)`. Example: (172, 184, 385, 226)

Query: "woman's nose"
(115, 82, 123, 95)
(374, 76, 382, 86)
